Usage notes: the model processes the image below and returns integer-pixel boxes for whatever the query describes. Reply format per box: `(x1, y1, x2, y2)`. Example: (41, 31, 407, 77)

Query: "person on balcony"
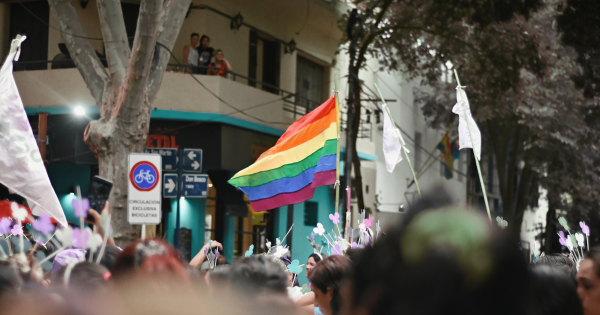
(209, 50, 233, 78)
(197, 35, 215, 75)
(182, 33, 199, 74)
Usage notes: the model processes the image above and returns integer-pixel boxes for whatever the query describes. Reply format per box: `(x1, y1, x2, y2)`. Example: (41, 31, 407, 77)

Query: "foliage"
(339, 0, 600, 242)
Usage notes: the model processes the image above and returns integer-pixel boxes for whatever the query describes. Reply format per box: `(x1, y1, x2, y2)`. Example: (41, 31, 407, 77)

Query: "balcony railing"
(12, 59, 323, 120)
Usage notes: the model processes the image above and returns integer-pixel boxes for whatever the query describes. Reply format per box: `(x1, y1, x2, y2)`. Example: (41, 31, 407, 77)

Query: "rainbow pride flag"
(228, 96, 338, 212)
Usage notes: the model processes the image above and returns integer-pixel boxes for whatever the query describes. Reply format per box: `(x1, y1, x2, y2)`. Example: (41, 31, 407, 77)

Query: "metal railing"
(12, 59, 323, 119)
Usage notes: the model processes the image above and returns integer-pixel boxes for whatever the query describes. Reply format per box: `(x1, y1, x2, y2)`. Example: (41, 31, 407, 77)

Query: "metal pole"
(175, 149, 183, 248)
(37, 112, 48, 164)
(334, 73, 341, 236)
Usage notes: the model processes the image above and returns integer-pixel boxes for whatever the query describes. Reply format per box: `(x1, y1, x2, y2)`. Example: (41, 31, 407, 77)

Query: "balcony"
(12, 63, 322, 133)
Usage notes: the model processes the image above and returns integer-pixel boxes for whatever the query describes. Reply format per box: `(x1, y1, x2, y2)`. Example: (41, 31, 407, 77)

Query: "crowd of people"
(1, 188, 600, 315)
(183, 33, 233, 77)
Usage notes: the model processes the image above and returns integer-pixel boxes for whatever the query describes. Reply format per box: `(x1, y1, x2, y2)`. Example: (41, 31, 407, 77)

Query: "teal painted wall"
(223, 215, 236, 262)
(47, 163, 92, 224)
(273, 206, 288, 240)
(290, 186, 335, 285)
(166, 198, 206, 260)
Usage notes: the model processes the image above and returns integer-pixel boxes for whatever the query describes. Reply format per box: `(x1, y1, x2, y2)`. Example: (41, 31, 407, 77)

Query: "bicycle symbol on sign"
(134, 169, 155, 184)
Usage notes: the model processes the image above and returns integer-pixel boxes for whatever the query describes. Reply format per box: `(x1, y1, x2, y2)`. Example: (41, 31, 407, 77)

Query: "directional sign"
(128, 153, 161, 224)
(145, 148, 178, 171)
(183, 149, 203, 173)
(182, 174, 208, 198)
(163, 174, 178, 198)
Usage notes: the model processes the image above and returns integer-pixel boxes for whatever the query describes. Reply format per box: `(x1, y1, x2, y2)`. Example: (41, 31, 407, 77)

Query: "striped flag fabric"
(228, 96, 338, 212)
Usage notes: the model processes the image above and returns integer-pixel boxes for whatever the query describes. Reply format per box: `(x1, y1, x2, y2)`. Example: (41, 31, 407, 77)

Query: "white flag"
(382, 104, 404, 173)
(0, 37, 67, 227)
(452, 86, 481, 160)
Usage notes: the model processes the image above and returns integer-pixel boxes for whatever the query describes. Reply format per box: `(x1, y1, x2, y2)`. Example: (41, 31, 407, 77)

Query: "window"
(296, 56, 325, 112)
(304, 202, 318, 226)
(249, 31, 280, 94)
(488, 156, 494, 193)
(10, 1, 49, 71)
(457, 154, 463, 182)
(414, 132, 422, 171)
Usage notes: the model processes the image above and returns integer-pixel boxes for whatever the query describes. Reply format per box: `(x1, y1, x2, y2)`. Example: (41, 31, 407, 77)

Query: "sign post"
(127, 154, 162, 227)
(175, 149, 183, 249)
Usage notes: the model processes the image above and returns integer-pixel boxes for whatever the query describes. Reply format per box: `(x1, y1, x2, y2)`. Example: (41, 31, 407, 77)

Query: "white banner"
(0, 36, 67, 226)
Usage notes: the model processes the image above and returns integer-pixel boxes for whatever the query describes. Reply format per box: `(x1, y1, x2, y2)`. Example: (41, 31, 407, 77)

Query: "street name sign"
(163, 173, 178, 198)
(145, 148, 178, 171)
(182, 174, 208, 198)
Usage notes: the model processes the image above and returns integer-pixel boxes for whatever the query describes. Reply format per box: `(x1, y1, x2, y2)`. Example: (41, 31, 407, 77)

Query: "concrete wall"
(14, 69, 288, 131)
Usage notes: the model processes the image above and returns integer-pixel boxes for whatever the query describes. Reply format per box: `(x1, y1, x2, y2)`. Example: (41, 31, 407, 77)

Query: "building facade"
(0, 0, 482, 284)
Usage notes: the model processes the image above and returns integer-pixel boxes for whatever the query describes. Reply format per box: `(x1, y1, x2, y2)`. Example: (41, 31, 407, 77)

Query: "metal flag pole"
(334, 72, 341, 236)
(453, 69, 492, 222)
(374, 83, 421, 196)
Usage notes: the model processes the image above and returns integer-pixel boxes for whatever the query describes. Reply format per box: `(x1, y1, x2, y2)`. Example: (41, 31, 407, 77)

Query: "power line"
(15, 0, 103, 41)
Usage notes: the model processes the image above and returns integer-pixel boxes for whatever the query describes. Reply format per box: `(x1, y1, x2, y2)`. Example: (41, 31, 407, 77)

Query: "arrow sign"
(183, 149, 203, 173)
(163, 174, 178, 198)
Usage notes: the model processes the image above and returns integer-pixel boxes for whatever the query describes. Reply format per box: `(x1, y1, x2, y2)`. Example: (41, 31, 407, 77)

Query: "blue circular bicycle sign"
(129, 161, 159, 191)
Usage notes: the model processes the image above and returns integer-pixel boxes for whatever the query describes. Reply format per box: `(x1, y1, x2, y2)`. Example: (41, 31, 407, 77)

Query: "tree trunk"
(544, 190, 559, 254)
(349, 72, 365, 212)
(51, 0, 191, 245)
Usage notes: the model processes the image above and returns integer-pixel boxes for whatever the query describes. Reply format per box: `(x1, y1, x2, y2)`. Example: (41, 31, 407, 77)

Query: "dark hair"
(200, 35, 210, 44)
(86, 245, 119, 272)
(228, 255, 288, 295)
(0, 262, 21, 296)
(537, 253, 573, 267)
(208, 264, 231, 285)
(309, 253, 323, 263)
(528, 265, 583, 315)
(348, 187, 531, 315)
(308, 255, 353, 315)
(191, 32, 199, 39)
(53, 261, 109, 291)
(585, 246, 600, 278)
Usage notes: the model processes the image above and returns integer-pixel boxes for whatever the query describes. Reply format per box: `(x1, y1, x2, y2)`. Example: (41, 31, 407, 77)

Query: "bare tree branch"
(96, 0, 130, 89)
(146, 0, 192, 100)
(112, 0, 163, 126)
(48, 0, 109, 109)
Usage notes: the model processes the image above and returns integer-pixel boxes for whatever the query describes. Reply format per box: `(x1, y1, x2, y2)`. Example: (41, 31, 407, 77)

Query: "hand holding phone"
(87, 176, 113, 220)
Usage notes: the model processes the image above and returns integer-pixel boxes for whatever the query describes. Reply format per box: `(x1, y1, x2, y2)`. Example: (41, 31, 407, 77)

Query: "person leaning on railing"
(209, 49, 233, 78)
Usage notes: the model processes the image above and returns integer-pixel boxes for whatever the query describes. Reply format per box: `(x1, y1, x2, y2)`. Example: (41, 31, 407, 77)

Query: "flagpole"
(334, 72, 341, 236)
(453, 70, 492, 222)
(374, 83, 421, 196)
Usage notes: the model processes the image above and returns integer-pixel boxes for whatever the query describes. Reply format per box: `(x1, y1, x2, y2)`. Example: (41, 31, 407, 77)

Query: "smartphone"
(86, 176, 113, 216)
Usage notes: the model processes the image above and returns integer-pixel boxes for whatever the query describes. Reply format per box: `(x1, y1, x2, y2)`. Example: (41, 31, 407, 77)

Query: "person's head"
(86, 245, 119, 272)
(308, 255, 353, 315)
(537, 253, 574, 275)
(206, 264, 231, 288)
(190, 33, 199, 46)
(345, 187, 531, 315)
(306, 253, 323, 278)
(52, 261, 109, 292)
(215, 49, 224, 62)
(529, 264, 583, 315)
(227, 255, 288, 296)
(112, 239, 189, 284)
(578, 247, 600, 315)
(200, 35, 210, 48)
(0, 262, 21, 297)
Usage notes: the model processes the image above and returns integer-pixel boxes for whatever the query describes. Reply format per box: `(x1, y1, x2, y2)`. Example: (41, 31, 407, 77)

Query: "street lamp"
(230, 13, 243, 30)
(285, 39, 296, 54)
(74, 106, 85, 116)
